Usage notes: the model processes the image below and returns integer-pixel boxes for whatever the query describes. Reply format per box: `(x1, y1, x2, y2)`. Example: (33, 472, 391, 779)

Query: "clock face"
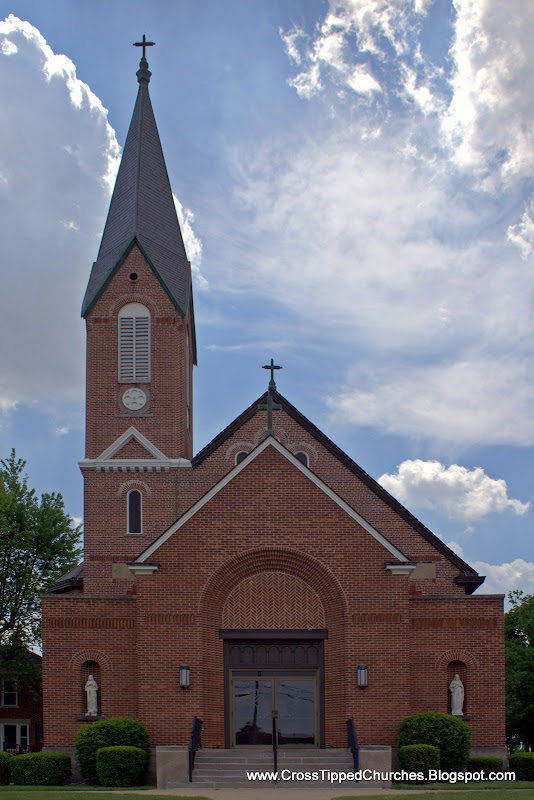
(122, 388, 147, 411)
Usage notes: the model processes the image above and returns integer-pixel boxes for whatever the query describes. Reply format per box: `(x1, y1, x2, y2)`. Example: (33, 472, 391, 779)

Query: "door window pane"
(234, 680, 273, 745)
(277, 679, 315, 745)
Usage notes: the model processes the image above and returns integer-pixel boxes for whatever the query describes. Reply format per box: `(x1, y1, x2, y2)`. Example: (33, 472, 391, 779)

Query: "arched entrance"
(199, 547, 348, 749)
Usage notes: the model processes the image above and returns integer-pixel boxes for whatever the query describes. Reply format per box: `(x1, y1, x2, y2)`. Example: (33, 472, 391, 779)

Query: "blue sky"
(0, 0, 533, 602)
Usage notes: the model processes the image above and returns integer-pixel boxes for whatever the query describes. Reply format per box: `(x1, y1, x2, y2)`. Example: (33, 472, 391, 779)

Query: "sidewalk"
(104, 787, 425, 799)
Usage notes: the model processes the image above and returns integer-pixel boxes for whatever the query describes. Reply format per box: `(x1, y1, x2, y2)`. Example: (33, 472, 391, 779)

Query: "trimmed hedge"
(509, 753, 534, 780)
(75, 717, 150, 784)
(0, 751, 13, 785)
(398, 712, 471, 772)
(10, 752, 71, 786)
(399, 744, 440, 780)
(96, 745, 148, 787)
(467, 756, 504, 773)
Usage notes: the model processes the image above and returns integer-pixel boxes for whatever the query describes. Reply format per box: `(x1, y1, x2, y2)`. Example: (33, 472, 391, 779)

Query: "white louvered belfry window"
(118, 303, 150, 382)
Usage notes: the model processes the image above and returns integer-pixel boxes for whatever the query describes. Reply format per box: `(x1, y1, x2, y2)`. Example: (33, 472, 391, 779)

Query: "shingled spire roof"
(81, 53, 193, 326)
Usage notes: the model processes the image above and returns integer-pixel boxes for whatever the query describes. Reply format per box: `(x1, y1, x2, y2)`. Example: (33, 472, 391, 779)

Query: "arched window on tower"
(127, 489, 142, 534)
(118, 303, 150, 382)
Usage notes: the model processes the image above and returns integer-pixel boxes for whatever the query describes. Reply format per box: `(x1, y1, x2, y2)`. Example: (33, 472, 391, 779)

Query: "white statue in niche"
(449, 673, 464, 716)
(85, 674, 98, 716)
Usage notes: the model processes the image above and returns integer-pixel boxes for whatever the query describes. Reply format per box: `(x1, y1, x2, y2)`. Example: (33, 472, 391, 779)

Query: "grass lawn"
(335, 792, 534, 800)
(0, 792, 210, 800)
(393, 780, 534, 791)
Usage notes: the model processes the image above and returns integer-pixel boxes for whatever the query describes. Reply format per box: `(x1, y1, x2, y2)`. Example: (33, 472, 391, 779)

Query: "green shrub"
(10, 752, 71, 786)
(398, 744, 440, 780)
(467, 756, 503, 773)
(509, 753, 534, 780)
(0, 751, 13, 785)
(398, 712, 471, 772)
(96, 745, 148, 787)
(75, 717, 150, 784)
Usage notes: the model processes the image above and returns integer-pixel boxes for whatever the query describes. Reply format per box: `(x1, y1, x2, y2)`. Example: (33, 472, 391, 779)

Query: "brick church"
(42, 48, 505, 781)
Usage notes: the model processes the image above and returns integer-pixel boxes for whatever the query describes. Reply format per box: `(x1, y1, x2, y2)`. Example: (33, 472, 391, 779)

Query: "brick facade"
(41, 62, 505, 761)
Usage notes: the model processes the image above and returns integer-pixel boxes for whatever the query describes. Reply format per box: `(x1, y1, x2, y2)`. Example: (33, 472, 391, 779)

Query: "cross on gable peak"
(262, 358, 282, 390)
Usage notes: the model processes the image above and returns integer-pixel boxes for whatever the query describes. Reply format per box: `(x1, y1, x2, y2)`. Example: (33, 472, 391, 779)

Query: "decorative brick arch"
(109, 294, 160, 319)
(199, 546, 347, 619)
(225, 441, 254, 461)
(118, 479, 151, 498)
(436, 649, 478, 669)
(290, 441, 318, 461)
(253, 426, 291, 446)
(69, 649, 113, 672)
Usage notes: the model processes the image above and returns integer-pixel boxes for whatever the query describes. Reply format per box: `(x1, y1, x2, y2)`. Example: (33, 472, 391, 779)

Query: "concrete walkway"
(99, 788, 431, 799)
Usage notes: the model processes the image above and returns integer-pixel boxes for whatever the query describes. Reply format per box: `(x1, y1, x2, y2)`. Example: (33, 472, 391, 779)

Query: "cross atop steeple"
(133, 34, 155, 60)
(134, 35, 155, 84)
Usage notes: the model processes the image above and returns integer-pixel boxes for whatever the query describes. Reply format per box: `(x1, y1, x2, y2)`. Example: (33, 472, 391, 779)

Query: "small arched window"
(295, 451, 309, 467)
(235, 451, 248, 465)
(127, 490, 142, 534)
(118, 303, 150, 382)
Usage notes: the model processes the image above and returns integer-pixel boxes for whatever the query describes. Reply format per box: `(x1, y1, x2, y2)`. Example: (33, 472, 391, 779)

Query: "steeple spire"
(81, 41, 195, 363)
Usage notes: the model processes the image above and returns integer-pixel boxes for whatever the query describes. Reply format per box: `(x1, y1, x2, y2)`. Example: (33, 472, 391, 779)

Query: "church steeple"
(81, 47, 195, 359)
(82, 45, 196, 463)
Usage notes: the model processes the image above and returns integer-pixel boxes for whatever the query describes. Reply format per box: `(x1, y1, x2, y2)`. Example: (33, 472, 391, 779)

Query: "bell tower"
(79, 44, 196, 591)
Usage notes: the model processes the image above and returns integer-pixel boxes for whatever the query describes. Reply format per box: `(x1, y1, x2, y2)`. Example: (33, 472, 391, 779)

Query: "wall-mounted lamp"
(179, 664, 190, 689)
(357, 663, 368, 689)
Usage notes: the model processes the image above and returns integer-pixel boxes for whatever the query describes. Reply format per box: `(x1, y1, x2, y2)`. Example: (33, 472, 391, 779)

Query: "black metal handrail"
(188, 716, 203, 782)
(272, 710, 278, 777)
(346, 716, 359, 773)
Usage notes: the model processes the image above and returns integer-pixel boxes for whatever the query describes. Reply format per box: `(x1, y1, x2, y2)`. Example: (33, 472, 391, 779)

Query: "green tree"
(0, 450, 81, 676)
(505, 589, 534, 752)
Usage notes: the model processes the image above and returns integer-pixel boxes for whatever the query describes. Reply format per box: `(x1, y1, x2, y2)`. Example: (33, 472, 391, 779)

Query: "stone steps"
(184, 747, 370, 789)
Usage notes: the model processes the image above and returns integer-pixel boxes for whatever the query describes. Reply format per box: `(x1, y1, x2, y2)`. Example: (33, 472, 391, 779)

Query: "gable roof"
(192, 389, 485, 593)
(81, 56, 196, 359)
(134, 436, 413, 565)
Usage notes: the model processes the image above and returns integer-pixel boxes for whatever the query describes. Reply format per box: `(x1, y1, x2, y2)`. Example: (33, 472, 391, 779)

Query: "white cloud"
(1, 37, 17, 55)
(347, 66, 382, 95)
(55, 426, 69, 436)
(281, 0, 434, 102)
(0, 16, 203, 411)
(379, 459, 529, 520)
(173, 194, 206, 288)
(217, 119, 534, 444)
(328, 356, 534, 446)
(0, 15, 119, 411)
(441, 0, 534, 190)
(507, 201, 534, 259)
(471, 558, 534, 600)
(446, 542, 534, 604)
